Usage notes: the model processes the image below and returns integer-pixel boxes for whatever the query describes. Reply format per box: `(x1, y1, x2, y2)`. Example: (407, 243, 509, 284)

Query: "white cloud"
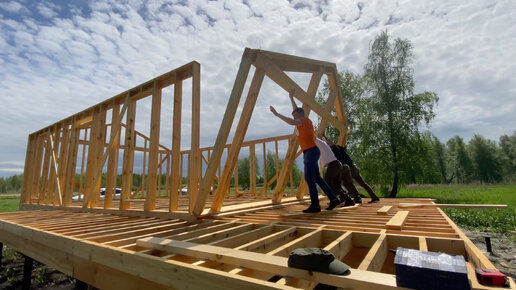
(0, 0, 515, 177)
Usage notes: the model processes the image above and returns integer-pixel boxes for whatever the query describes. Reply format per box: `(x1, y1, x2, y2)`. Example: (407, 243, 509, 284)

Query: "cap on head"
(288, 248, 350, 275)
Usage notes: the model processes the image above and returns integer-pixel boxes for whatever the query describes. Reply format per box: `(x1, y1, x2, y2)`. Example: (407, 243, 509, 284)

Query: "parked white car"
(72, 188, 121, 201)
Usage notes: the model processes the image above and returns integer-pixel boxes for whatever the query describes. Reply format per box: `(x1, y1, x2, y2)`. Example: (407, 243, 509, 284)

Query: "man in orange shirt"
(270, 90, 341, 213)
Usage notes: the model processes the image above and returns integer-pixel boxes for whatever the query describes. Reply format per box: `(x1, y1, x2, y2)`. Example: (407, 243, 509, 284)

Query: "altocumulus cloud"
(0, 0, 514, 177)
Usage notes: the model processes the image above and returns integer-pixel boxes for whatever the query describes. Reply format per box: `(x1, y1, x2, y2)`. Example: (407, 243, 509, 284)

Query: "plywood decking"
(1, 198, 513, 289)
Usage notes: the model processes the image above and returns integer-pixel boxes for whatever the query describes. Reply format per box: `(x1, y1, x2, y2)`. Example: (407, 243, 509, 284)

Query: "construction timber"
(2, 48, 513, 289)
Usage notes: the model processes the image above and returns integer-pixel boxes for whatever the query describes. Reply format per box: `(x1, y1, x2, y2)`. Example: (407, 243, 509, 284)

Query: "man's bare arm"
(289, 89, 298, 110)
(270, 106, 301, 126)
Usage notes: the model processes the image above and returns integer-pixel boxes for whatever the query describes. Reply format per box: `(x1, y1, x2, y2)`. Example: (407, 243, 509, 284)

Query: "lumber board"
(385, 211, 409, 230)
(169, 79, 182, 211)
(188, 62, 201, 212)
(210, 68, 265, 212)
(377, 206, 392, 215)
(136, 237, 400, 289)
(194, 49, 253, 216)
(145, 82, 162, 211)
(398, 203, 508, 209)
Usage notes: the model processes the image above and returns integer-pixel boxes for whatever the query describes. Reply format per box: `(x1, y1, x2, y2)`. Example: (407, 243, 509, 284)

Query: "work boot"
(338, 193, 355, 207)
(343, 199, 355, 207)
(354, 197, 362, 204)
(302, 206, 321, 213)
(325, 198, 342, 210)
(368, 197, 380, 203)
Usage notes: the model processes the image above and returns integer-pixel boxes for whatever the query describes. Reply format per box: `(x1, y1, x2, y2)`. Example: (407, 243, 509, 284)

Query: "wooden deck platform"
(1, 198, 513, 289)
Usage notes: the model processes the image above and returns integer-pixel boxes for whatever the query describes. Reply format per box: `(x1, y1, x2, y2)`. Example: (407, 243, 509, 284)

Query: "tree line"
(319, 30, 515, 197)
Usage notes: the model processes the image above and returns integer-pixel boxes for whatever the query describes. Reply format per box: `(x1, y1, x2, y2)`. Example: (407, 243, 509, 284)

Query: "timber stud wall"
(21, 61, 202, 213)
(20, 48, 351, 217)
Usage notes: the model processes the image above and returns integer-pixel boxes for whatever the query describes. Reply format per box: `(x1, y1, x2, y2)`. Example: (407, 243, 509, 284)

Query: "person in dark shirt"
(321, 135, 380, 204)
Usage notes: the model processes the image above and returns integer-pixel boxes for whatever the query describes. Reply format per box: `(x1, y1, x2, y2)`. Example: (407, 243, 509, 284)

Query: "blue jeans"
(303, 146, 337, 207)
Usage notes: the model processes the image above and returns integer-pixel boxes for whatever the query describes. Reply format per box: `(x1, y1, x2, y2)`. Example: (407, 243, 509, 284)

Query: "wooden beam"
(189, 62, 201, 212)
(327, 70, 349, 146)
(169, 80, 182, 211)
(21, 134, 37, 204)
(105, 103, 121, 209)
(47, 132, 63, 206)
(194, 49, 254, 216)
(63, 119, 79, 207)
(146, 82, 162, 211)
(358, 233, 387, 272)
(121, 99, 137, 210)
(252, 52, 347, 133)
(385, 211, 410, 230)
(377, 206, 392, 215)
(137, 237, 400, 289)
(209, 67, 265, 213)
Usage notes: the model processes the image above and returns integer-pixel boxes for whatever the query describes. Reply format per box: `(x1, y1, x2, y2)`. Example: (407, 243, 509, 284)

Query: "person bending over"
(314, 137, 355, 207)
(321, 135, 380, 204)
(269, 89, 341, 213)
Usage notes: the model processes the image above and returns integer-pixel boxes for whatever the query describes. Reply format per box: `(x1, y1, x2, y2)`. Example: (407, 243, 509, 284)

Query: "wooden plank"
(21, 134, 37, 204)
(189, 62, 201, 212)
(194, 49, 253, 216)
(209, 68, 265, 212)
(63, 119, 79, 207)
(358, 233, 387, 272)
(47, 132, 63, 205)
(398, 203, 508, 209)
(249, 144, 256, 195)
(38, 141, 51, 204)
(169, 80, 182, 211)
(327, 69, 349, 146)
(377, 206, 392, 215)
(385, 211, 409, 230)
(105, 103, 120, 209)
(137, 237, 400, 289)
(121, 99, 137, 210)
(145, 82, 162, 211)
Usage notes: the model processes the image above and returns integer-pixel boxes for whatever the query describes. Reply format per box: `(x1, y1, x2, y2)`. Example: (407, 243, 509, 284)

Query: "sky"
(0, 0, 515, 177)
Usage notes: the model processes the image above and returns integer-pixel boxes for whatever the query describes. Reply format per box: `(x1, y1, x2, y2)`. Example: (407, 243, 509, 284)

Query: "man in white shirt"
(314, 138, 355, 207)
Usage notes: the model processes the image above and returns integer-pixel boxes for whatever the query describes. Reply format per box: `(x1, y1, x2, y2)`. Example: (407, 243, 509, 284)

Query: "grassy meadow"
(396, 184, 516, 233)
(0, 195, 20, 213)
(1, 184, 514, 233)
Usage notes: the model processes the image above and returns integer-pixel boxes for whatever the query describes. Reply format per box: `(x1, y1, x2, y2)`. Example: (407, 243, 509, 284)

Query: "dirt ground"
(0, 229, 514, 289)
(462, 228, 516, 282)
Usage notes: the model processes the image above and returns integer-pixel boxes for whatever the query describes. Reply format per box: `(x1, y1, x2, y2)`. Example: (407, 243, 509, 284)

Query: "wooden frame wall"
(194, 48, 348, 216)
(21, 48, 348, 217)
(21, 62, 201, 213)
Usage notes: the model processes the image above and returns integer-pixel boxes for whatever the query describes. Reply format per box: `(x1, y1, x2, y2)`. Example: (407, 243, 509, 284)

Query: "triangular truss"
(194, 48, 349, 216)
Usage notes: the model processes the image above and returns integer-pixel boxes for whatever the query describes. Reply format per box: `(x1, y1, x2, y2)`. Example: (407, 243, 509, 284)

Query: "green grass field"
(0, 195, 20, 212)
(396, 184, 516, 233)
(1, 184, 514, 233)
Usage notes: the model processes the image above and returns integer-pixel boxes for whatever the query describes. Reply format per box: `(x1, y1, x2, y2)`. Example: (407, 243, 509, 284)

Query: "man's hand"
(269, 106, 277, 115)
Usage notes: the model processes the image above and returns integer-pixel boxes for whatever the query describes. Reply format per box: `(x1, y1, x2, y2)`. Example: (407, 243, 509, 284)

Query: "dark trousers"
(324, 160, 353, 202)
(342, 164, 379, 200)
(303, 147, 337, 207)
